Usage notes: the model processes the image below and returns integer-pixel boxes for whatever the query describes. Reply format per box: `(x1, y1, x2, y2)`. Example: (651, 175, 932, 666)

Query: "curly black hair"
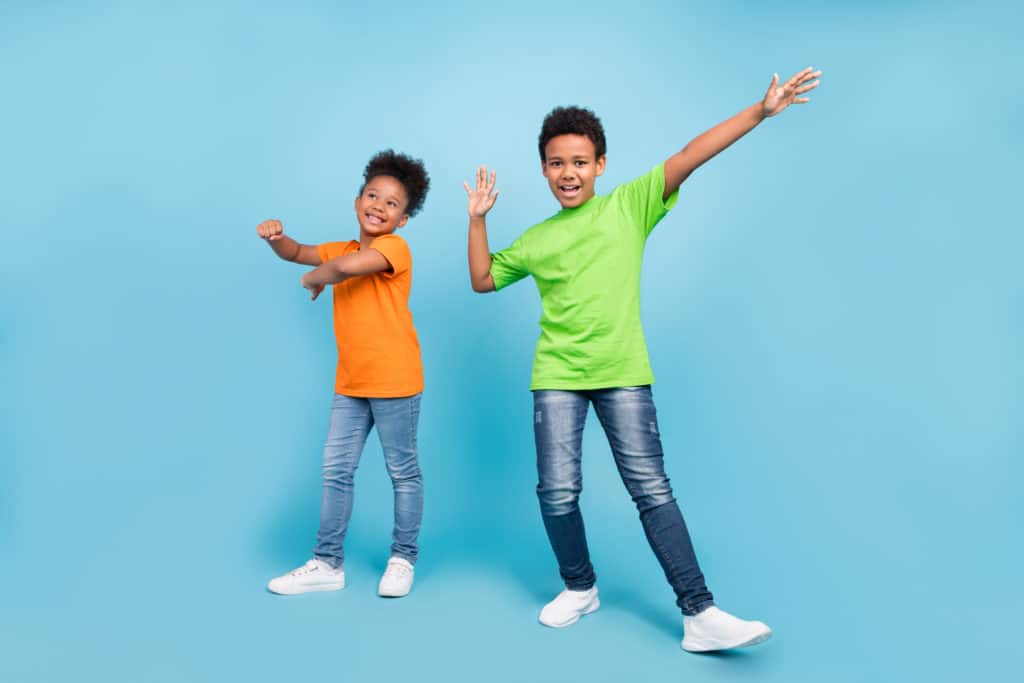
(360, 149, 430, 217)
(538, 106, 606, 161)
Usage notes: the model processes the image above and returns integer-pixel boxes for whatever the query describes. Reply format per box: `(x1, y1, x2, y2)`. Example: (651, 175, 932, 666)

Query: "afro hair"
(360, 149, 431, 217)
(538, 106, 607, 161)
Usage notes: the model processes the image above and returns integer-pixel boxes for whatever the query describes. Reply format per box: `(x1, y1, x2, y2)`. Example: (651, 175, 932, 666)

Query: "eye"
(575, 160, 586, 167)
(388, 200, 397, 207)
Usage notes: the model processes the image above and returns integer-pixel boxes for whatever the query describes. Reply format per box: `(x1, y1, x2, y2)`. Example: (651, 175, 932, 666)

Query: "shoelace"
(290, 560, 320, 576)
(383, 562, 411, 581)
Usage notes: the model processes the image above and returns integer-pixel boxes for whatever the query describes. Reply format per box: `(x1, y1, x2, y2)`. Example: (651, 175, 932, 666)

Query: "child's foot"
(267, 559, 345, 595)
(681, 606, 772, 652)
(538, 587, 600, 628)
(377, 557, 414, 597)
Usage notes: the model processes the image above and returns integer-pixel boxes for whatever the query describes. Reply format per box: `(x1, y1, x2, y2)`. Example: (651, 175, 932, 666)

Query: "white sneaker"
(267, 559, 345, 595)
(377, 557, 414, 597)
(681, 606, 772, 652)
(538, 587, 600, 628)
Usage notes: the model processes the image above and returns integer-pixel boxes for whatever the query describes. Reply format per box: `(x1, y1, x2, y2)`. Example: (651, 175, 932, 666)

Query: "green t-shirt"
(490, 163, 679, 390)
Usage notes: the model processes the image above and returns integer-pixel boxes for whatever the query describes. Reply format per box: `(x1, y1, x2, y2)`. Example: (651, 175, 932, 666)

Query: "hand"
(464, 166, 500, 218)
(257, 219, 285, 241)
(301, 272, 325, 301)
(761, 67, 822, 118)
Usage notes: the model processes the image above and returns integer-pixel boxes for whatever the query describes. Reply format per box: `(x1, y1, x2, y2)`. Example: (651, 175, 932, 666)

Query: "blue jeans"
(313, 393, 423, 568)
(534, 386, 715, 616)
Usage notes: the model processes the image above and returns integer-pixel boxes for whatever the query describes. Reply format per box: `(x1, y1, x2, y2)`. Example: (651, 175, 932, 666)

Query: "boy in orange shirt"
(258, 150, 429, 598)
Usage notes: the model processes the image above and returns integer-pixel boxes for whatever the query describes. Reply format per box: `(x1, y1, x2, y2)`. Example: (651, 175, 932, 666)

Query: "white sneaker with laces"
(377, 557, 414, 597)
(538, 587, 600, 628)
(681, 606, 772, 652)
(267, 559, 345, 595)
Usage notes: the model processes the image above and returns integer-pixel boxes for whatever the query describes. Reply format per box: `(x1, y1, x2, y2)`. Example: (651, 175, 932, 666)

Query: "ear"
(595, 155, 607, 177)
(541, 159, 548, 175)
(354, 195, 360, 212)
(396, 214, 409, 229)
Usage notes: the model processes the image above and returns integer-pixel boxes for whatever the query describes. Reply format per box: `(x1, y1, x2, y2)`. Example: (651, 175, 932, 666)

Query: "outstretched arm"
(299, 249, 392, 300)
(256, 219, 323, 266)
(662, 67, 822, 199)
(465, 165, 500, 293)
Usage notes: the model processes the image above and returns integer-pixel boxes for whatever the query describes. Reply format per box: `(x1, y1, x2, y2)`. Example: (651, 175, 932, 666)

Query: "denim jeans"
(313, 392, 423, 568)
(534, 386, 714, 616)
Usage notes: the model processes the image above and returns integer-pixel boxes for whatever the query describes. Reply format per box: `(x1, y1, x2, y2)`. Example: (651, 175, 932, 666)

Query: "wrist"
(469, 215, 488, 228)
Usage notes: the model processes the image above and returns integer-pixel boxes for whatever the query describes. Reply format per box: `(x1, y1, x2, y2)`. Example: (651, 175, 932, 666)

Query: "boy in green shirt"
(465, 67, 821, 651)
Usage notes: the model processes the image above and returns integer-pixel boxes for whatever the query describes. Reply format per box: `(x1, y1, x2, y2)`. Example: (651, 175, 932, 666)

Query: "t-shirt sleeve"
(368, 234, 411, 278)
(489, 236, 530, 291)
(316, 241, 348, 263)
(614, 162, 679, 238)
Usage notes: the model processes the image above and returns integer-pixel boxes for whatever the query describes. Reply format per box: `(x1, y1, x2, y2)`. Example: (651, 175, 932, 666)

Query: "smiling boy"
(260, 150, 430, 599)
(465, 67, 821, 651)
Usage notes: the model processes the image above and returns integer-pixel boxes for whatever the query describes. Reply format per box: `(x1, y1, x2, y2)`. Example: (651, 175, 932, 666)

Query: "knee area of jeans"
(537, 493, 580, 516)
(386, 460, 422, 479)
(322, 465, 356, 482)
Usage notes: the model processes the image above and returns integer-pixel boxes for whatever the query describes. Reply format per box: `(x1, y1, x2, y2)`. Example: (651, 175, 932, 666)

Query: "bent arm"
(267, 235, 323, 266)
(302, 248, 392, 288)
(468, 216, 496, 293)
(256, 219, 322, 265)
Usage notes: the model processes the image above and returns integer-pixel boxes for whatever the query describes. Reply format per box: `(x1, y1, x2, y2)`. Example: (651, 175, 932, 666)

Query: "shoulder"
(369, 234, 412, 274)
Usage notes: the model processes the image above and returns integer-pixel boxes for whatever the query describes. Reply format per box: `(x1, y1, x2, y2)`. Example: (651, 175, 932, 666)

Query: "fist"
(257, 219, 284, 241)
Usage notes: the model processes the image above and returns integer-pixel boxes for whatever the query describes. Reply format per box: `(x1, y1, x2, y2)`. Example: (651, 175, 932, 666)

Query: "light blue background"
(2, 1, 1020, 681)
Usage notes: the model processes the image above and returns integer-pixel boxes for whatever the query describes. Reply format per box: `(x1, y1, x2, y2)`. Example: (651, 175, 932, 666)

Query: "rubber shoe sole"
(681, 625, 772, 652)
(267, 578, 345, 595)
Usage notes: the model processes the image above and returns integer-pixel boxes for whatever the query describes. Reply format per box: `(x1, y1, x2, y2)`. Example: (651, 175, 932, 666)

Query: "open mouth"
(559, 184, 581, 197)
(365, 213, 386, 225)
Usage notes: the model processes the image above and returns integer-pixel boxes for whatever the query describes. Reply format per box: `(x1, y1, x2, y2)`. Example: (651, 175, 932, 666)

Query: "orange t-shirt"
(315, 234, 423, 398)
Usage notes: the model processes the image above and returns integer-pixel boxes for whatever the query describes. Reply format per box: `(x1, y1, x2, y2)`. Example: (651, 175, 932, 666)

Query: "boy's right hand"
(257, 219, 285, 241)
(464, 166, 499, 218)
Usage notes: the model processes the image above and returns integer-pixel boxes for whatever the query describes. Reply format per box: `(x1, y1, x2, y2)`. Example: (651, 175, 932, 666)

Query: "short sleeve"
(317, 241, 351, 263)
(612, 163, 679, 238)
(368, 234, 411, 278)
(489, 236, 530, 290)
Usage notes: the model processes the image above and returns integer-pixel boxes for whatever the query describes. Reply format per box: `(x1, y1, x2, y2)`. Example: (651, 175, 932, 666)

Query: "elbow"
(471, 277, 495, 293)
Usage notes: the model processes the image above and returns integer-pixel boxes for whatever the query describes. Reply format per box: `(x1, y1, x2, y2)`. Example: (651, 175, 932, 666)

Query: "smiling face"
(542, 134, 606, 209)
(354, 175, 410, 239)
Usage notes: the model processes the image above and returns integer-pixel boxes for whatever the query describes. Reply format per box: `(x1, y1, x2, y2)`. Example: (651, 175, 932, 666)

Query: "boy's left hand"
(301, 272, 325, 301)
(762, 67, 822, 118)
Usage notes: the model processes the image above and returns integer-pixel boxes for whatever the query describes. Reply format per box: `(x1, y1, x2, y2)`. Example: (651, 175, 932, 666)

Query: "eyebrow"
(367, 185, 406, 202)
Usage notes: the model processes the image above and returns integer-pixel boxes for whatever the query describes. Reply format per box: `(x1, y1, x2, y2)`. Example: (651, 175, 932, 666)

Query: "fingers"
(795, 80, 820, 95)
(257, 219, 283, 240)
(785, 66, 813, 89)
(787, 67, 821, 92)
(766, 72, 779, 95)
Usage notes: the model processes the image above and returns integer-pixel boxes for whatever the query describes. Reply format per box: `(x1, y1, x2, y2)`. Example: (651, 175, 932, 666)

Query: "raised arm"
(663, 67, 822, 199)
(299, 249, 392, 300)
(464, 165, 500, 293)
(256, 219, 323, 266)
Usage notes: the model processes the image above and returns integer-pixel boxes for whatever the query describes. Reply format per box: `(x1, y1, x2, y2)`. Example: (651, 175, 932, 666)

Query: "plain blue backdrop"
(2, 1, 1020, 681)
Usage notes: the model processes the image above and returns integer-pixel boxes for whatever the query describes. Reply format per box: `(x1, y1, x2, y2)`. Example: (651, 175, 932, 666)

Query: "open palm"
(464, 165, 499, 218)
(762, 67, 822, 118)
